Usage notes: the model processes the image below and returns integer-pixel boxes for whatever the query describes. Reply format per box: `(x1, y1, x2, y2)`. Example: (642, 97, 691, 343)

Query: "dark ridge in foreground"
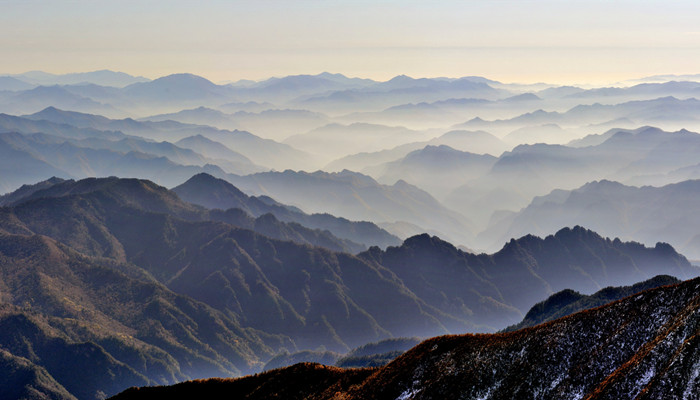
(110, 277, 700, 400)
(503, 274, 682, 332)
(111, 363, 374, 400)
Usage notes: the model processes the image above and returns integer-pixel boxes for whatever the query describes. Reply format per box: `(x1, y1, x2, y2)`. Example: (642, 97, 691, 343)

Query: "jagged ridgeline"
(503, 274, 682, 332)
(109, 277, 700, 400)
(0, 175, 697, 399)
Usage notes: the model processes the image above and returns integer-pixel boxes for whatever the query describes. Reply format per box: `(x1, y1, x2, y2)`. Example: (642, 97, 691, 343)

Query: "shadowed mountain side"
(109, 277, 700, 400)
(261, 337, 423, 372)
(0, 177, 474, 351)
(8, 177, 691, 345)
(260, 343, 419, 372)
(0, 176, 67, 206)
(110, 364, 375, 400)
(3, 176, 366, 254)
(1, 176, 697, 399)
(359, 226, 696, 318)
(172, 173, 401, 249)
(0, 232, 288, 399)
(0, 348, 76, 400)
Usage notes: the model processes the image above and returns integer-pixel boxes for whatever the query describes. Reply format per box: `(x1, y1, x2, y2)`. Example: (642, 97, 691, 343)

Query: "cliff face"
(110, 277, 700, 400)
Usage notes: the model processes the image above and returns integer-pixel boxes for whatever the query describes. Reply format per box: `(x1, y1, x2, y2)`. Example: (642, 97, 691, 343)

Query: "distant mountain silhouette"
(173, 173, 400, 249)
(109, 276, 700, 399)
(10, 70, 150, 88)
(228, 73, 376, 103)
(0, 76, 35, 91)
(0, 86, 120, 116)
(454, 96, 700, 137)
(226, 169, 476, 246)
(174, 134, 264, 174)
(479, 179, 700, 260)
(365, 145, 497, 199)
(324, 130, 508, 173)
(335, 94, 541, 130)
(299, 76, 505, 114)
(123, 73, 231, 104)
(283, 122, 430, 162)
(502, 123, 574, 145)
(141, 106, 240, 130)
(445, 126, 700, 231)
(0, 129, 241, 190)
(568, 80, 700, 100)
(143, 107, 329, 141)
(0, 132, 70, 193)
(22, 107, 309, 171)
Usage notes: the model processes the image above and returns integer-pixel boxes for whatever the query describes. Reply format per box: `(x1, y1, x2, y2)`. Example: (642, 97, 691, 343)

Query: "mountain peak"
(173, 173, 251, 212)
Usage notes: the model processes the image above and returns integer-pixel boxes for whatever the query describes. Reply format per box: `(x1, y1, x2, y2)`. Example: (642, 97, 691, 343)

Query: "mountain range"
(21, 106, 312, 170)
(480, 179, 700, 260)
(443, 126, 700, 232)
(109, 276, 700, 400)
(224, 169, 477, 245)
(2, 69, 700, 399)
(0, 175, 695, 399)
(172, 173, 401, 250)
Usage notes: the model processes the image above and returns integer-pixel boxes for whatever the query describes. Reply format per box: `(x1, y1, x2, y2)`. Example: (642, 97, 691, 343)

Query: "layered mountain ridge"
(0, 175, 696, 399)
(110, 276, 700, 400)
(2, 69, 700, 399)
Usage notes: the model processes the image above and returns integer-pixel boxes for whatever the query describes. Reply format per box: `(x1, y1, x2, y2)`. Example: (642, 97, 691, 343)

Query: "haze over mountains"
(0, 176, 696, 399)
(2, 69, 700, 399)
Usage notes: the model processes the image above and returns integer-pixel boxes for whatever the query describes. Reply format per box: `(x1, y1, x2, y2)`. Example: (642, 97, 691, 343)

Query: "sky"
(2, 0, 700, 84)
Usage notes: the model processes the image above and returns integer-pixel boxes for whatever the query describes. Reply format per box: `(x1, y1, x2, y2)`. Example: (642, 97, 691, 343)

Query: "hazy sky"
(2, 0, 700, 84)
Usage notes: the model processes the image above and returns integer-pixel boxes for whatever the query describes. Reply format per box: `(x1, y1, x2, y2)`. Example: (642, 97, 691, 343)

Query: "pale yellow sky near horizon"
(2, 0, 700, 85)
